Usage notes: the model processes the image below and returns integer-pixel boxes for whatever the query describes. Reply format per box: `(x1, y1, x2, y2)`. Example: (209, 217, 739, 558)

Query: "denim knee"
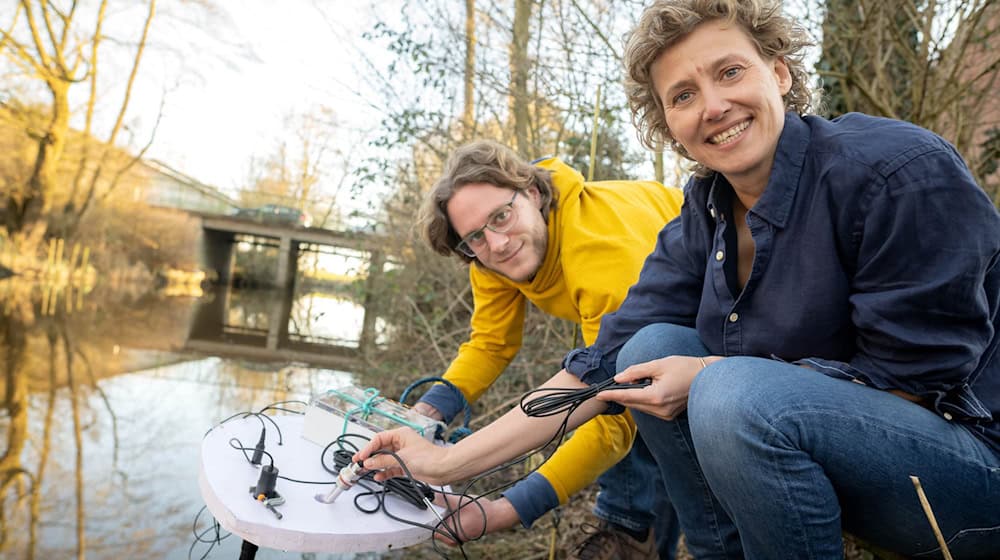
(616, 323, 706, 373)
(687, 357, 773, 460)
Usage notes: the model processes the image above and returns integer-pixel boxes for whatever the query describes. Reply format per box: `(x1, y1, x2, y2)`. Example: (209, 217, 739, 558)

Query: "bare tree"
(239, 108, 354, 229)
(0, 0, 158, 241)
(808, 0, 1000, 201)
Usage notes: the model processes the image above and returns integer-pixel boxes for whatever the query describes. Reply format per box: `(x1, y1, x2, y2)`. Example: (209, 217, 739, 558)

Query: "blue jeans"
(593, 433, 679, 559)
(617, 323, 1000, 560)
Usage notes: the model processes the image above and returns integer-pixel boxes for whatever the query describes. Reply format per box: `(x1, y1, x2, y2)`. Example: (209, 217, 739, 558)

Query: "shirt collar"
(705, 175, 725, 222)
(751, 112, 810, 228)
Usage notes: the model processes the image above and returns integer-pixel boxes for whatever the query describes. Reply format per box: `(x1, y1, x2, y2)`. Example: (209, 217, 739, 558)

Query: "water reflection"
(0, 282, 395, 559)
(187, 286, 384, 371)
(290, 292, 387, 347)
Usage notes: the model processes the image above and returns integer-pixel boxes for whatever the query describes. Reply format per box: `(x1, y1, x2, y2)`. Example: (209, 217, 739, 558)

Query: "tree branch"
(99, 0, 155, 154)
(568, 0, 621, 63)
(55, 0, 78, 54)
(36, 0, 61, 70)
(67, 0, 107, 203)
(21, 0, 54, 78)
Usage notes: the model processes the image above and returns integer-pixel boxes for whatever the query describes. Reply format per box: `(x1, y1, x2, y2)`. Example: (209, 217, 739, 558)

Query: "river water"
(0, 282, 401, 559)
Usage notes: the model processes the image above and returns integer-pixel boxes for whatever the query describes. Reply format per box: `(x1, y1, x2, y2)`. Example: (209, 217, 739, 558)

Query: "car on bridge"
(233, 204, 312, 228)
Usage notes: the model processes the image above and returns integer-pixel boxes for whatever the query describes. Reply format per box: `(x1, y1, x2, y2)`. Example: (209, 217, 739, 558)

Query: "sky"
(123, 0, 397, 195)
(7, 0, 819, 204)
(4, 0, 689, 206)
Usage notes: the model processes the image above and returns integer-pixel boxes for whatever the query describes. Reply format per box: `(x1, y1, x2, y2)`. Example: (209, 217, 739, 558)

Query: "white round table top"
(199, 413, 443, 553)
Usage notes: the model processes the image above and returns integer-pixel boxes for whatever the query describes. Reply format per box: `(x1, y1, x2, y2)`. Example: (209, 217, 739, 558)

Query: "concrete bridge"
(197, 215, 387, 358)
(138, 158, 389, 361)
(199, 213, 387, 288)
(139, 158, 387, 289)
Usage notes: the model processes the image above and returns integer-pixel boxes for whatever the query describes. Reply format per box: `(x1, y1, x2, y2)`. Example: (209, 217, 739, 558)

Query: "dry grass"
(390, 481, 892, 559)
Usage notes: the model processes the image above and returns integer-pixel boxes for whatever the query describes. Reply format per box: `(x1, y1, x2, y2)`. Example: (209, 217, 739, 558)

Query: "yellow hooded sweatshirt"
(424, 157, 683, 525)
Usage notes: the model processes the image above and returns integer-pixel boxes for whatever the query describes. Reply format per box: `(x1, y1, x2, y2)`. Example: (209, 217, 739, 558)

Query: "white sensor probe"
(314, 461, 365, 504)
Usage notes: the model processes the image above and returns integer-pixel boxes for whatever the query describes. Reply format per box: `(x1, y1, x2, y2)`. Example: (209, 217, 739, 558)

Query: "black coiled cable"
(520, 376, 651, 417)
(325, 445, 433, 510)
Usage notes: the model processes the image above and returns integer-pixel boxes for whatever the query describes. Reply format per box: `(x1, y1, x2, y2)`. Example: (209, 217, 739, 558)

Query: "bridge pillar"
(359, 249, 385, 357)
(202, 229, 236, 284)
(187, 282, 229, 341)
(265, 287, 294, 350)
(274, 235, 299, 288)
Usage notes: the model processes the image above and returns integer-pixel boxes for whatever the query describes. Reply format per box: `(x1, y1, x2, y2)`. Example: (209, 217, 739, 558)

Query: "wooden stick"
(909, 475, 954, 560)
(587, 85, 601, 182)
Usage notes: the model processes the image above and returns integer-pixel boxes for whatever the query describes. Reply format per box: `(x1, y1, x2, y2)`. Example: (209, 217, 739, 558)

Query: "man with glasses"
(412, 140, 684, 559)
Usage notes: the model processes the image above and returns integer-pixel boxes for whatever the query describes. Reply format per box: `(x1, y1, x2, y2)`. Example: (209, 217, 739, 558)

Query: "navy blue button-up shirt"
(565, 112, 1000, 454)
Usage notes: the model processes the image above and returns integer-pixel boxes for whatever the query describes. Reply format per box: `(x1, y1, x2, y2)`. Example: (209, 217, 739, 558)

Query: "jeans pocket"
(912, 524, 1000, 559)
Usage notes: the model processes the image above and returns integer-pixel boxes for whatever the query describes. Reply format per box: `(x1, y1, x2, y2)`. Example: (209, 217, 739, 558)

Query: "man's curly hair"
(420, 140, 557, 262)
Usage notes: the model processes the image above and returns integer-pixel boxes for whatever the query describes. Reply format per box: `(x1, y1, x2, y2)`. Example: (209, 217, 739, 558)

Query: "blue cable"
(399, 377, 473, 443)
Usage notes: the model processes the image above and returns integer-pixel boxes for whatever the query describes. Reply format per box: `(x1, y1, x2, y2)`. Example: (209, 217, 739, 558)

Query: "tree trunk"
(654, 148, 665, 186)
(510, 0, 532, 156)
(17, 81, 69, 233)
(463, 0, 477, 140)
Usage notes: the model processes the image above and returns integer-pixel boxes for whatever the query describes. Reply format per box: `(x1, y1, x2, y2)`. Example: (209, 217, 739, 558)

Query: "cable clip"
(263, 495, 285, 519)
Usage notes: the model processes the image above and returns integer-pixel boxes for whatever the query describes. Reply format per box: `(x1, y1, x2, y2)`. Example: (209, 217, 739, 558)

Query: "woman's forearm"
(356, 369, 608, 485)
(439, 369, 607, 481)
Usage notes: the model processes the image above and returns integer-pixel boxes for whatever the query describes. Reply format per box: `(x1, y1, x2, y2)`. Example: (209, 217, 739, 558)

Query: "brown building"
(941, 2, 1000, 203)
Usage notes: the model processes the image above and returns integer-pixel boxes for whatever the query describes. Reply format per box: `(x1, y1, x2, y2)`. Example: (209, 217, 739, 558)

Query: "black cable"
(520, 376, 651, 417)
(257, 400, 308, 415)
(201, 387, 640, 560)
(188, 505, 231, 560)
(210, 410, 265, 436)
(295, 379, 637, 556)
(442, 378, 602, 501)
(314, 432, 476, 558)
(254, 411, 284, 445)
(229, 438, 274, 467)
(324, 434, 434, 511)
(209, 411, 286, 445)
(409, 376, 653, 550)
(367, 448, 470, 558)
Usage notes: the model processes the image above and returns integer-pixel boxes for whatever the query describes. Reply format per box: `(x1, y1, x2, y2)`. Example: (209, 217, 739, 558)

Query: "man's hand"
(597, 355, 714, 420)
(412, 401, 444, 421)
(433, 495, 521, 545)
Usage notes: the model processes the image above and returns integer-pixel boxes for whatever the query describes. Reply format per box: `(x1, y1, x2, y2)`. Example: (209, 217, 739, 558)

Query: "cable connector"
(314, 461, 365, 504)
(250, 427, 266, 465)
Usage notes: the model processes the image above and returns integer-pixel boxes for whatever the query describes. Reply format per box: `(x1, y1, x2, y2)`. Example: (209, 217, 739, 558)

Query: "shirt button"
(715, 250, 725, 261)
(943, 412, 953, 421)
(729, 313, 739, 322)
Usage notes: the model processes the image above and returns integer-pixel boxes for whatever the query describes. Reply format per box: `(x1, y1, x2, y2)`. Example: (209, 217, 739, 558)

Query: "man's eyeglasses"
(454, 190, 520, 258)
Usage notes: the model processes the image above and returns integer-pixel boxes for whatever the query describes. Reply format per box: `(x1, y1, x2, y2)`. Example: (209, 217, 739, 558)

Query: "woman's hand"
(353, 427, 454, 485)
(596, 355, 711, 420)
